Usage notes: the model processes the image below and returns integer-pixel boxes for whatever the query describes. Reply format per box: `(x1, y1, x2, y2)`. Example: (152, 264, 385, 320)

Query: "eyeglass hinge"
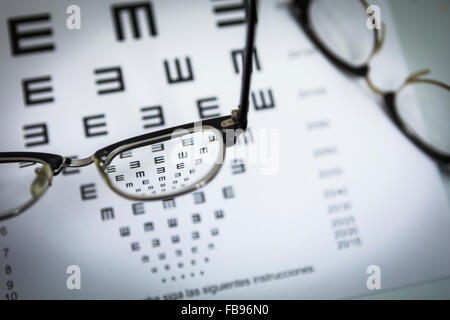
(221, 109, 241, 128)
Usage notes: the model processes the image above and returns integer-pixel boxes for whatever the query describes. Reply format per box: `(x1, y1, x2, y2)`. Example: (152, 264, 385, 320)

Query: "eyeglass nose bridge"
(64, 155, 95, 168)
(52, 155, 94, 175)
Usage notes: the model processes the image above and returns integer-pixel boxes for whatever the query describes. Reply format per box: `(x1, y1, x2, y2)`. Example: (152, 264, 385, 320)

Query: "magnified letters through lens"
(103, 127, 225, 200)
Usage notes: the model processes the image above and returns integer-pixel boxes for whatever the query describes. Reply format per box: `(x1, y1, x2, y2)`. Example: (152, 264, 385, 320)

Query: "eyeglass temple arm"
(235, 0, 257, 130)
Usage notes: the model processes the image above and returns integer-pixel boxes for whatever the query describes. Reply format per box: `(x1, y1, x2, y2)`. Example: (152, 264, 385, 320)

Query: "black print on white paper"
(83, 114, 108, 137)
(164, 57, 194, 84)
(22, 76, 54, 106)
(112, 2, 158, 41)
(212, 0, 245, 28)
(23, 123, 49, 147)
(80, 183, 97, 200)
(100, 207, 115, 221)
(231, 48, 261, 74)
(141, 106, 165, 129)
(252, 89, 276, 110)
(8, 13, 55, 55)
(197, 97, 220, 119)
(94, 66, 125, 95)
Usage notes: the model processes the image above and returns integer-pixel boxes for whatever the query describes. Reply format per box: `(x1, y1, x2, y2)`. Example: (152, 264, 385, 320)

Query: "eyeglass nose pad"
(30, 164, 52, 199)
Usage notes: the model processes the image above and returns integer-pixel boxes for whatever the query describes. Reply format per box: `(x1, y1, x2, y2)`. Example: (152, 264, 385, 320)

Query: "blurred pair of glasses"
(0, 0, 257, 221)
(290, 0, 450, 164)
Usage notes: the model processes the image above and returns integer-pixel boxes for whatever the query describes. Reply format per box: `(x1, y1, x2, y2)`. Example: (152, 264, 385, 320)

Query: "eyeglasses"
(0, 0, 257, 221)
(290, 0, 450, 164)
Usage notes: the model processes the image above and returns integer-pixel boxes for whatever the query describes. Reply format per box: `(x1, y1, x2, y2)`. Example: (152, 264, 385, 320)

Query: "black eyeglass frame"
(0, 0, 258, 220)
(290, 0, 450, 164)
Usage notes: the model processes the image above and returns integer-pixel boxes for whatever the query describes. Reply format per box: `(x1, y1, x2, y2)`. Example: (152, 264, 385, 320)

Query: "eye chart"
(0, 0, 449, 299)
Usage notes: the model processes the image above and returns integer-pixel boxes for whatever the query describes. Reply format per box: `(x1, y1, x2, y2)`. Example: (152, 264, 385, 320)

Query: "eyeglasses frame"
(290, 0, 450, 164)
(0, 0, 258, 220)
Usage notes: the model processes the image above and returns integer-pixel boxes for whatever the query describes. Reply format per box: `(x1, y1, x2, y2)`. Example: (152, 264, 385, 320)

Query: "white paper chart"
(0, 0, 449, 299)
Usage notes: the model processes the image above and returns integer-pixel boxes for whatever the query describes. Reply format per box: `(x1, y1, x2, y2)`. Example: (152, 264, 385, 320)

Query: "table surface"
(359, 0, 450, 299)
